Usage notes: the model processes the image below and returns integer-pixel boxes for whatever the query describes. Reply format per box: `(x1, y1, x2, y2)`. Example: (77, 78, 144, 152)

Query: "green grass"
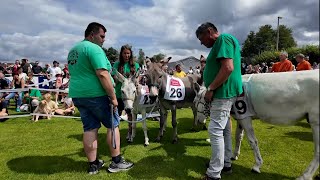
(0, 108, 317, 180)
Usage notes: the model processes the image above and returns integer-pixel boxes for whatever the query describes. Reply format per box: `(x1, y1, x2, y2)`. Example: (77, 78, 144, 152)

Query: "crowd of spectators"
(0, 59, 72, 120)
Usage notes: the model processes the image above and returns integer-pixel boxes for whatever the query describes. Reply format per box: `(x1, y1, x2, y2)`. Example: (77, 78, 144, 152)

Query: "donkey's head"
(114, 70, 139, 114)
(144, 56, 171, 101)
(193, 82, 210, 124)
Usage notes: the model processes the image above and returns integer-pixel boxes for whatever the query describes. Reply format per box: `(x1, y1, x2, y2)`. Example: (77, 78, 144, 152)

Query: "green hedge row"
(252, 45, 319, 65)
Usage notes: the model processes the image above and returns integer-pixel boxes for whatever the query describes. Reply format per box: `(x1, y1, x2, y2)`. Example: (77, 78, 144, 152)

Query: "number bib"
(138, 85, 157, 107)
(164, 76, 185, 101)
(231, 83, 256, 120)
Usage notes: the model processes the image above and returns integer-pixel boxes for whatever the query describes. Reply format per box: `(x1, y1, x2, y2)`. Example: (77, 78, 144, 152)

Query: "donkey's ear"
(194, 82, 200, 93)
(131, 70, 140, 82)
(113, 68, 125, 83)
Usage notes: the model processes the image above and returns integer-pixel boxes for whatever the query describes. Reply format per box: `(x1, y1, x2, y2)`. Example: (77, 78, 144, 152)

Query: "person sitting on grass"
(43, 93, 58, 113)
(55, 89, 75, 116)
(20, 83, 41, 112)
(0, 97, 9, 119)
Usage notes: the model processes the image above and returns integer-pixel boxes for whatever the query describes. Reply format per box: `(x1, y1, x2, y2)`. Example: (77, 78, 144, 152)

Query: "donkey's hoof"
(202, 125, 207, 130)
(231, 156, 238, 161)
(127, 139, 133, 143)
(144, 143, 149, 147)
(155, 137, 161, 142)
(251, 168, 260, 174)
(190, 127, 198, 132)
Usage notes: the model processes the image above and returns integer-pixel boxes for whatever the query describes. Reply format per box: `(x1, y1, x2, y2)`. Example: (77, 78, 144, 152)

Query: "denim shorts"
(73, 96, 120, 132)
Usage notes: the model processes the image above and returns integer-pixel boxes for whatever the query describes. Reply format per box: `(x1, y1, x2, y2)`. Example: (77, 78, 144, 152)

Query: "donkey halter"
(195, 89, 210, 117)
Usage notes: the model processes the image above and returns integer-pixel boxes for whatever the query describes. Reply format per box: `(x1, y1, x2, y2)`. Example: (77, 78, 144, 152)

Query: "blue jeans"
(5, 92, 23, 107)
(206, 98, 235, 179)
(73, 96, 120, 132)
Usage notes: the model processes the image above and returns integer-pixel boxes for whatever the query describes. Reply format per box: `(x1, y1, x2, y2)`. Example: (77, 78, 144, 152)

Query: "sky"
(0, 0, 319, 63)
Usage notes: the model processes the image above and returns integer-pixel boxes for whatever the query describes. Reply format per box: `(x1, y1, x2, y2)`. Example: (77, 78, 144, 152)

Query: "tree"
(278, 25, 297, 50)
(103, 47, 119, 63)
(241, 31, 258, 57)
(152, 53, 166, 62)
(241, 24, 297, 58)
(137, 49, 146, 65)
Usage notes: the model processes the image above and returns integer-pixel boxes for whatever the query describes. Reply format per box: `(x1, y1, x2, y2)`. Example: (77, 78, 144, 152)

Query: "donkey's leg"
(239, 117, 263, 173)
(127, 113, 133, 142)
(171, 104, 178, 144)
(156, 105, 167, 142)
(141, 109, 149, 146)
(297, 113, 319, 180)
(232, 120, 245, 160)
(130, 112, 137, 143)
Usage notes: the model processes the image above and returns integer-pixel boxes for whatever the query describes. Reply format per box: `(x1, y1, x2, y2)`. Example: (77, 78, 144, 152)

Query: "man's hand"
(204, 90, 214, 103)
(110, 97, 118, 111)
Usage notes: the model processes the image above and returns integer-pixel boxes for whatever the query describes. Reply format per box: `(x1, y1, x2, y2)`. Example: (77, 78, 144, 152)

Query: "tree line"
(103, 24, 319, 66)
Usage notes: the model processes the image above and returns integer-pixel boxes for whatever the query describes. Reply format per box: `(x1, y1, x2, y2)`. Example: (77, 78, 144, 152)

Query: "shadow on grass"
(7, 156, 86, 174)
(284, 131, 313, 142)
(127, 155, 293, 180)
(295, 121, 311, 129)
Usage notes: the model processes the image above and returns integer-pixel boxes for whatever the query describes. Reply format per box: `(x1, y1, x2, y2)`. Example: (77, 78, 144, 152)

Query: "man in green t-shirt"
(68, 22, 133, 175)
(196, 22, 243, 180)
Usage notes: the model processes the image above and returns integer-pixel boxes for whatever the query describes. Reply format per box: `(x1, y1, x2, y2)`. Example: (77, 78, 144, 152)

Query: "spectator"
(55, 89, 75, 115)
(5, 74, 25, 112)
(271, 51, 293, 72)
(17, 67, 27, 81)
(43, 64, 50, 74)
(295, 54, 312, 71)
(12, 60, 20, 75)
(21, 59, 31, 74)
(260, 62, 268, 73)
(241, 63, 246, 75)
(61, 72, 70, 89)
(0, 98, 8, 118)
(47, 61, 62, 84)
(312, 62, 319, 69)
(188, 67, 194, 74)
(21, 83, 41, 112)
(195, 66, 201, 74)
(0, 72, 9, 90)
(43, 93, 58, 112)
(46, 61, 62, 105)
(173, 64, 187, 78)
(62, 64, 69, 78)
(254, 65, 261, 73)
(32, 61, 43, 74)
(246, 64, 255, 74)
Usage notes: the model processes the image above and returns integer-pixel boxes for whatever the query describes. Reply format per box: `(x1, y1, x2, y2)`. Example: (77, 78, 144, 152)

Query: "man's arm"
(96, 69, 116, 101)
(207, 58, 234, 91)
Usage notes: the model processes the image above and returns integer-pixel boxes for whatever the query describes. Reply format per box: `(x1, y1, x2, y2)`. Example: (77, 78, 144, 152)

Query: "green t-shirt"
(23, 89, 42, 104)
(67, 40, 114, 98)
(203, 33, 243, 98)
(112, 61, 140, 98)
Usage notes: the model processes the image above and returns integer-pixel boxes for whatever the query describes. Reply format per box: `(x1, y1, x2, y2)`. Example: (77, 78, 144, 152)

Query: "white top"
(47, 66, 62, 80)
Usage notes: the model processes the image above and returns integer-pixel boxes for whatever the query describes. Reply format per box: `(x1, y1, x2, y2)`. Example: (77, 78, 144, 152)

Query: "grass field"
(0, 107, 317, 180)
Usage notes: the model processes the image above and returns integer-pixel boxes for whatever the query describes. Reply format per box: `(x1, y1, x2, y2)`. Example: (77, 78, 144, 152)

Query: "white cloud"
(0, 0, 318, 62)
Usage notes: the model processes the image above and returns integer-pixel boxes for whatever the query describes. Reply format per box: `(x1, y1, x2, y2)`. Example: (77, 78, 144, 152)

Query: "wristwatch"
(207, 87, 214, 92)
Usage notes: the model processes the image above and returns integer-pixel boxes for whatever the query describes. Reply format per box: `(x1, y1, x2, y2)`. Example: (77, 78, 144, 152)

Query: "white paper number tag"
(139, 85, 156, 107)
(164, 76, 185, 101)
(231, 84, 256, 120)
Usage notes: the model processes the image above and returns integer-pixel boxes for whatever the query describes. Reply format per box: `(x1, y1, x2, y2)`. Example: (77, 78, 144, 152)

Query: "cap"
(53, 60, 58, 64)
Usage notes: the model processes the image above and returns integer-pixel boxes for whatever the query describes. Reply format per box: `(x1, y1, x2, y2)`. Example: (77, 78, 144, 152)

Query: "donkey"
(144, 57, 202, 143)
(193, 70, 319, 180)
(114, 70, 158, 146)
